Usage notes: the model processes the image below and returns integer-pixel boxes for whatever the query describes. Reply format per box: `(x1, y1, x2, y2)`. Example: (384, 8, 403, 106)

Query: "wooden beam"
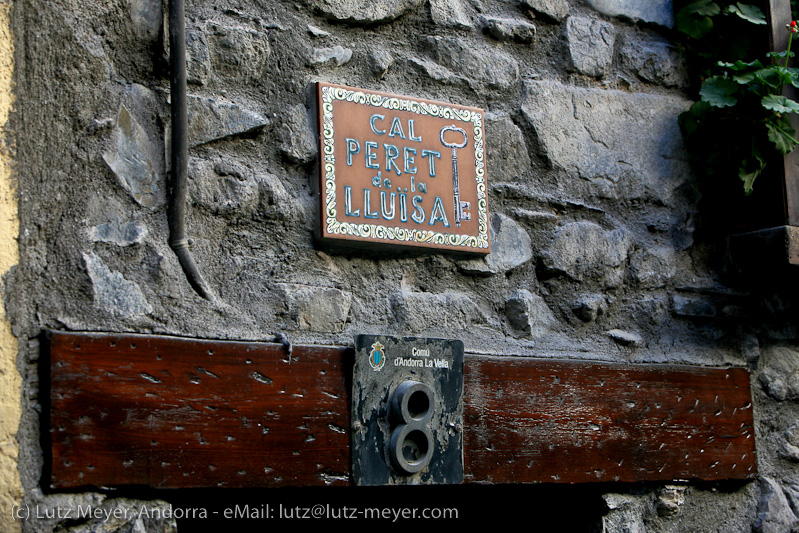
(46, 331, 757, 489)
(463, 356, 756, 484)
(47, 331, 352, 489)
(767, 0, 799, 225)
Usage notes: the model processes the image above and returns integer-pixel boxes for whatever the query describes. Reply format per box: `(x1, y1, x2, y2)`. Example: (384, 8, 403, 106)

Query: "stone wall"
(5, 0, 799, 531)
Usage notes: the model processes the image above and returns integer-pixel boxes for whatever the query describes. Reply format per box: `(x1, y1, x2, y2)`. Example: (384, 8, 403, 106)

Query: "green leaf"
(726, 3, 767, 25)
(754, 68, 786, 88)
(676, 1, 719, 38)
(679, 102, 708, 139)
(732, 65, 775, 85)
(766, 118, 799, 154)
(767, 50, 797, 60)
(732, 71, 757, 84)
(738, 162, 763, 195)
(738, 147, 765, 195)
(768, 66, 798, 86)
(676, 11, 714, 38)
(762, 95, 799, 113)
(681, 0, 721, 16)
(785, 67, 799, 88)
(718, 58, 763, 71)
(699, 76, 739, 107)
(688, 99, 712, 117)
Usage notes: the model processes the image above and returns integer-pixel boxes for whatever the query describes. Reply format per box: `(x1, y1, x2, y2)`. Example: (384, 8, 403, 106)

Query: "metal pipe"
(168, 0, 216, 302)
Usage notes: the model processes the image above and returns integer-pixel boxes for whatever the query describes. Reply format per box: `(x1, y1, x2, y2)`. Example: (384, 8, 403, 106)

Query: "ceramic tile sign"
(316, 82, 490, 254)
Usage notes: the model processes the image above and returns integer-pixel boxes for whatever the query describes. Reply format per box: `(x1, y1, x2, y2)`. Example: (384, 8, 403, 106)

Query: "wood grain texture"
(47, 331, 352, 489)
(462, 356, 756, 484)
(48, 332, 757, 489)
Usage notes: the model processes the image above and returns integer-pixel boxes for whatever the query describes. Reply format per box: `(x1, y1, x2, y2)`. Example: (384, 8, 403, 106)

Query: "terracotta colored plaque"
(316, 83, 490, 254)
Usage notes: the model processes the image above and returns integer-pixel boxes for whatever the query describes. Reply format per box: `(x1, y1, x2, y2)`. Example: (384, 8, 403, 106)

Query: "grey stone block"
(103, 92, 165, 209)
(189, 158, 259, 217)
(307, 24, 331, 38)
(780, 423, 799, 462)
(391, 290, 486, 333)
(742, 333, 761, 365)
(430, 0, 474, 29)
(505, 289, 556, 336)
(483, 16, 536, 43)
(566, 16, 616, 78)
(458, 213, 533, 275)
(520, 0, 569, 23)
(619, 35, 687, 88)
(759, 346, 799, 402)
(307, 0, 425, 24)
(407, 57, 465, 87)
(541, 221, 632, 287)
(91, 216, 147, 246)
(656, 485, 686, 517)
(310, 45, 353, 67)
(84, 253, 153, 319)
(129, 0, 162, 42)
(630, 246, 677, 288)
(186, 27, 211, 85)
(521, 80, 691, 204)
(485, 213, 533, 272)
(602, 493, 648, 533)
(486, 114, 531, 181)
(606, 329, 642, 347)
(187, 95, 268, 147)
(278, 104, 317, 164)
(754, 478, 799, 533)
(672, 294, 716, 318)
(368, 49, 394, 78)
(189, 159, 297, 222)
(209, 25, 270, 81)
(586, 0, 674, 28)
(254, 171, 298, 221)
(573, 294, 607, 322)
(275, 283, 352, 333)
(424, 36, 520, 90)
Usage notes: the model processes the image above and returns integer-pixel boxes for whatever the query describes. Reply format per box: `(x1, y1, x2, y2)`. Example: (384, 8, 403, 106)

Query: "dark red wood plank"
(48, 332, 756, 489)
(48, 331, 352, 489)
(462, 356, 756, 484)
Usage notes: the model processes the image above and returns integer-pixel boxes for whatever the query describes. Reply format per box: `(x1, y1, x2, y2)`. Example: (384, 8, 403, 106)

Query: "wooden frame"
(47, 332, 757, 489)
(768, 0, 799, 226)
(726, 1, 799, 271)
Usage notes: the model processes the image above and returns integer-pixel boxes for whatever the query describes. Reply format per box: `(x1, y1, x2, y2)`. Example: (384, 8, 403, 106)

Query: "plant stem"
(769, 121, 799, 147)
(780, 30, 794, 94)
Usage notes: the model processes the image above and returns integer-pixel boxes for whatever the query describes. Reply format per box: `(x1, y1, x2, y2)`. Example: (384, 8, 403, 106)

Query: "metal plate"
(351, 335, 464, 486)
(317, 83, 490, 255)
